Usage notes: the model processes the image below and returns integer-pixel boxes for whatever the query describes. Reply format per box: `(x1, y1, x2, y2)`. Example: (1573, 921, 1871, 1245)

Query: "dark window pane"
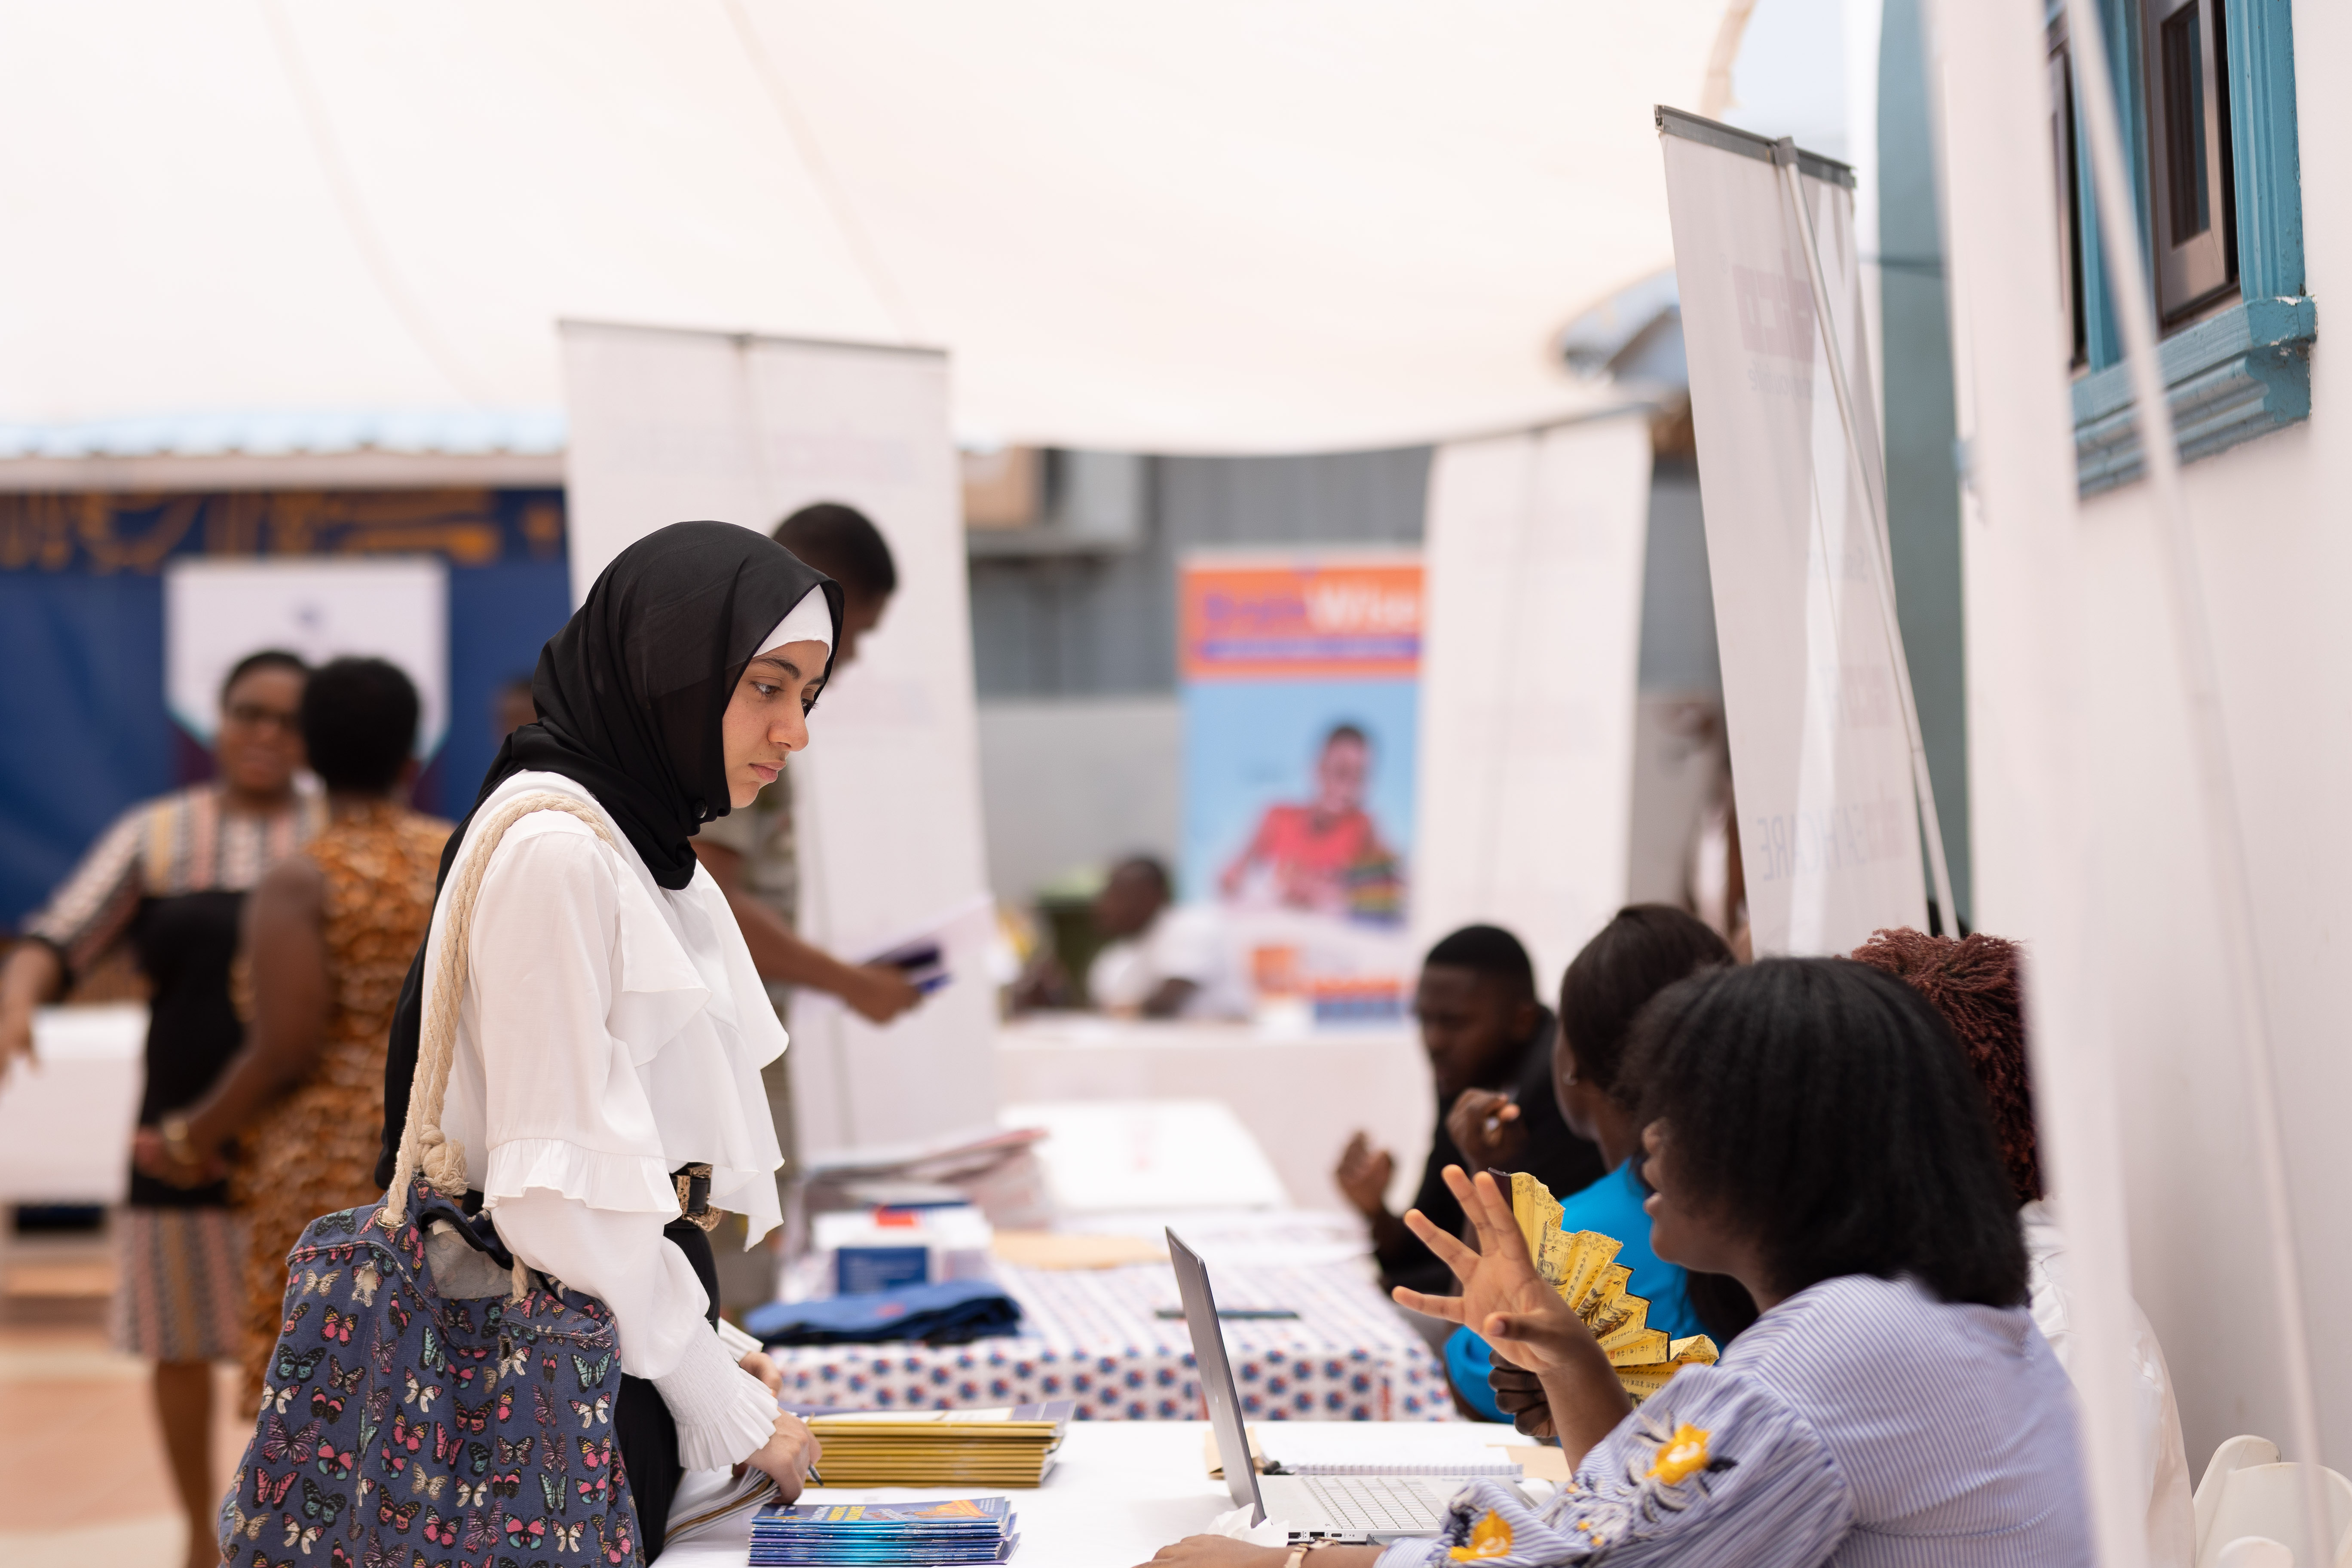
(2050, 40, 2087, 368)
(2161, 3, 2210, 244)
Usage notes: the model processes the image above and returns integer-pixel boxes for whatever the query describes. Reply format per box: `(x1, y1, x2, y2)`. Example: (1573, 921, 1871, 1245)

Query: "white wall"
(975, 695, 1182, 901)
(2027, 0, 2348, 1467)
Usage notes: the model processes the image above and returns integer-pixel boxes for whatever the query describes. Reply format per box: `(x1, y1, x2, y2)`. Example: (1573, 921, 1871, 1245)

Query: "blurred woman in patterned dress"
(152, 657, 449, 1395)
(0, 648, 317, 1568)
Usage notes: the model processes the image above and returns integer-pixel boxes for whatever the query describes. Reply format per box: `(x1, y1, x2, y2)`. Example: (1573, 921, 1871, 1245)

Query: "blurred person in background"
(1014, 854, 1248, 1019)
(1850, 927, 2193, 1568)
(493, 671, 538, 740)
(694, 503, 923, 1029)
(0, 648, 318, 1568)
(1335, 925, 1605, 1302)
(133, 658, 451, 1397)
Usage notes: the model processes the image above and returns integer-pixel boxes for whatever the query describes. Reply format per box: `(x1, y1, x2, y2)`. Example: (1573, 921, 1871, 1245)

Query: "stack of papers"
(750, 1498, 1017, 1565)
(791, 1403, 1074, 1486)
(1511, 1173, 1720, 1403)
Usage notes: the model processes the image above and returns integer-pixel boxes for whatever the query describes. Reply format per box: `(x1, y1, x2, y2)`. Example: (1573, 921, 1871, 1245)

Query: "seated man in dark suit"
(1334, 925, 1605, 1301)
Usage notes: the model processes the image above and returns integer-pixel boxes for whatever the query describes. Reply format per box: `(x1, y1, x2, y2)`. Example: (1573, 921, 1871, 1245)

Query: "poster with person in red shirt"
(1176, 551, 1421, 1028)
(1217, 722, 1403, 922)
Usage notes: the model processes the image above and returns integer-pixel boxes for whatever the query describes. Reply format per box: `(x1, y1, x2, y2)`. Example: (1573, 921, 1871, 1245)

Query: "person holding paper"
(1143, 959, 2089, 1568)
(371, 523, 829, 1558)
(693, 502, 924, 1026)
(0, 647, 320, 1568)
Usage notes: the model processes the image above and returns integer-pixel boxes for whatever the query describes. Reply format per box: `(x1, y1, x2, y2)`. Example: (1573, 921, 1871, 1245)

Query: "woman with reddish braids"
(1849, 928, 2193, 1568)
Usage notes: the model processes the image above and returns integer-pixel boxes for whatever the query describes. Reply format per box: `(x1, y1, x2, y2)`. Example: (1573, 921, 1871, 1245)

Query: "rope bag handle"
(382, 792, 622, 1298)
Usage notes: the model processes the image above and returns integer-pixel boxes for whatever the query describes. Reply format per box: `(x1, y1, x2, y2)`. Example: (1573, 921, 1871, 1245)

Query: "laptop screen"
(1167, 1228, 1265, 1523)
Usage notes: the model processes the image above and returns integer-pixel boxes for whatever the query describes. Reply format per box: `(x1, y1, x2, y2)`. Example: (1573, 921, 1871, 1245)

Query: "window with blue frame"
(2047, 0, 2311, 492)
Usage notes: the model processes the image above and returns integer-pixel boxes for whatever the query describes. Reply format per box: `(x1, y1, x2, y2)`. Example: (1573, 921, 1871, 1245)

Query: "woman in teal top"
(1444, 906, 1732, 1419)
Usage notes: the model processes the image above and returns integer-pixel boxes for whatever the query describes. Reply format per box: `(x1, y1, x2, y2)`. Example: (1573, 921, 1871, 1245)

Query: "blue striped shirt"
(1377, 1274, 2091, 1568)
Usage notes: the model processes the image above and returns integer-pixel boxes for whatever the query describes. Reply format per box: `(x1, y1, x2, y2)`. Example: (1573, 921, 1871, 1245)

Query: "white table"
(994, 1017, 1434, 1216)
(663, 1421, 1535, 1568)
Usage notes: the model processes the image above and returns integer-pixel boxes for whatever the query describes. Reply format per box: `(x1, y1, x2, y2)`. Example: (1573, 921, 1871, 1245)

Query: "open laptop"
(1167, 1227, 1523, 1544)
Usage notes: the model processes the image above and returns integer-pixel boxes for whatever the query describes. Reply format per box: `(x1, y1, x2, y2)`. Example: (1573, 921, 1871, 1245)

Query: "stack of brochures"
(749, 1498, 1017, 1565)
(790, 1402, 1074, 1486)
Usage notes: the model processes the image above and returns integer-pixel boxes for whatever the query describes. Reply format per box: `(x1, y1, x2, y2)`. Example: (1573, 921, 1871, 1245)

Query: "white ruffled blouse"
(421, 770, 784, 1471)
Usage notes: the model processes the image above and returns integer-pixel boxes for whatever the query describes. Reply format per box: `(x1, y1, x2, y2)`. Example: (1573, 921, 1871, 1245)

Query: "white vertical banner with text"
(1660, 116, 1927, 956)
(1414, 413, 1653, 990)
(560, 321, 998, 1162)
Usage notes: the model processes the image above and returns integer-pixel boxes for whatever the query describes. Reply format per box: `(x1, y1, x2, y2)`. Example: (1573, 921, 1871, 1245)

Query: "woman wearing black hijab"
(375, 522, 836, 1557)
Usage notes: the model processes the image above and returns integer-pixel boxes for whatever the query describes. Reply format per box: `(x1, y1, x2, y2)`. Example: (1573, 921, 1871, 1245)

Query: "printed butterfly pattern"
(217, 1176, 637, 1565)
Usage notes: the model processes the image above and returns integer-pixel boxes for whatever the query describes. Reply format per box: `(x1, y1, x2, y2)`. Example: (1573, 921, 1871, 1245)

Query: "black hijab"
(375, 521, 843, 1186)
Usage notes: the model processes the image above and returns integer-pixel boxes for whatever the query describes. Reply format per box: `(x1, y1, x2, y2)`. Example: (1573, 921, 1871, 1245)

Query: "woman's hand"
(129, 1126, 220, 1188)
(1135, 1542, 1382, 1568)
(1389, 1165, 1591, 1372)
(738, 1348, 784, 1396)
(738, 1411, 822, 1501)
(1392, 1165, 1631, 1461)
(1488, 1351, 1555, 1439)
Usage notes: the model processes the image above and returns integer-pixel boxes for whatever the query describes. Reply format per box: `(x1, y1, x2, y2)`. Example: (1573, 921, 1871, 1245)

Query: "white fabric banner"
(1413, 414, 1653, 992)
(1929, 6, 2179, 1562)
(559, 321, 998, 1161)
(1661, 126, 1927, 956)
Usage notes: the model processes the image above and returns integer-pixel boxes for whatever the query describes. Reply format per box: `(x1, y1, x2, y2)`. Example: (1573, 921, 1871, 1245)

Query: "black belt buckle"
(673, 1163, 722, 1232)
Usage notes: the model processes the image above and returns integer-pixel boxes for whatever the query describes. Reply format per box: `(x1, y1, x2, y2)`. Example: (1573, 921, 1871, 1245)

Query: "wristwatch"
(1283, 1540, 1337, 1568)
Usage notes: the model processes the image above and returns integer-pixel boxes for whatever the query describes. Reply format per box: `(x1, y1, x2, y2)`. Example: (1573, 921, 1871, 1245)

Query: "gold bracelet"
(159, 1113, 196, 1166)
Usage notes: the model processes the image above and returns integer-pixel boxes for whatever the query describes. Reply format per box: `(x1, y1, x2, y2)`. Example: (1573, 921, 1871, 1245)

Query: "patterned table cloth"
(766, 1255, 1453, 1422)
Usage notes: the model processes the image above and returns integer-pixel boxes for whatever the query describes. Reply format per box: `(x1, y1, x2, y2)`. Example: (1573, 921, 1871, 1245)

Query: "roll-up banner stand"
(1657, 107, 1953, 956)
(560, 321, 998, 1164)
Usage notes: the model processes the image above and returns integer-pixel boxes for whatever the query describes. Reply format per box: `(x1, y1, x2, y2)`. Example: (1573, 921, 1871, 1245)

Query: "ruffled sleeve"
(492, 1189, 777, 1470)
(1373, 1368, 1852, 1568)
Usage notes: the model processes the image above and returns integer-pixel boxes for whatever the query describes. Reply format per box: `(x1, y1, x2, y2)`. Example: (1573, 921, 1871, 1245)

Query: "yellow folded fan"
(1507, 1173, 1719, 1403)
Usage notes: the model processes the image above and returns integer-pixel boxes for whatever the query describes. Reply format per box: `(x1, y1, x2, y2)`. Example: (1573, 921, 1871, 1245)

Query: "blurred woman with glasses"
(0, 647, 320, 1568)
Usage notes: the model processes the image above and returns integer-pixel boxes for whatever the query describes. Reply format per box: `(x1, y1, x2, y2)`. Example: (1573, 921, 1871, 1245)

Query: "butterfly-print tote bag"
(222, 794, 642, 1568)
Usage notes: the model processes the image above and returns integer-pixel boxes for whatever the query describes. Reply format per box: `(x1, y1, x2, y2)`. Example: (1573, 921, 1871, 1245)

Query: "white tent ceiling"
(0, 1, 1731, 455)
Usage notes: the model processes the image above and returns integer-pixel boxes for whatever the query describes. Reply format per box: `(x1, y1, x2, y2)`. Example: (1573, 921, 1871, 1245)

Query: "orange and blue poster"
(1178, 550, 1421, 936)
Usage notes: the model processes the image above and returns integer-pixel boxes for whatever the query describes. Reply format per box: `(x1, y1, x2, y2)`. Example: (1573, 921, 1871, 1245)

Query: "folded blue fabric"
(742, 1279, 1022, 1347)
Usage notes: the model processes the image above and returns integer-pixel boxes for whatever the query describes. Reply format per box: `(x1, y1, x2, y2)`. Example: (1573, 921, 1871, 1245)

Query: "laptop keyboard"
(1300, 1476, 1448, 1534)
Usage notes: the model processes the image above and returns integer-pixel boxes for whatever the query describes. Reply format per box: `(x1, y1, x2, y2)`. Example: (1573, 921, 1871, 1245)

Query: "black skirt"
(613, 1216, 722, 1562)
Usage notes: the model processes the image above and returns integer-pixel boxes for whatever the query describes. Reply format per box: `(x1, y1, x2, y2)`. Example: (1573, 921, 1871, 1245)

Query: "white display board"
(1660, 122, 1927, 956)
(1413, 414, 1654, 991)
(560, 320, 998, 1161)
(163, 556, 448, 757)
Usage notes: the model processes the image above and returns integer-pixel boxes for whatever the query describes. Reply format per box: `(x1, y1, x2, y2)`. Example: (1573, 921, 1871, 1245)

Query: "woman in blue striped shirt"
(1140, 958, 2091, 1568)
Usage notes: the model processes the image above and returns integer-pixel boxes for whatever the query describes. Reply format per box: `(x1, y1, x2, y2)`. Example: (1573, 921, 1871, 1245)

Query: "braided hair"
(1848, 928, 2042, 1207)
